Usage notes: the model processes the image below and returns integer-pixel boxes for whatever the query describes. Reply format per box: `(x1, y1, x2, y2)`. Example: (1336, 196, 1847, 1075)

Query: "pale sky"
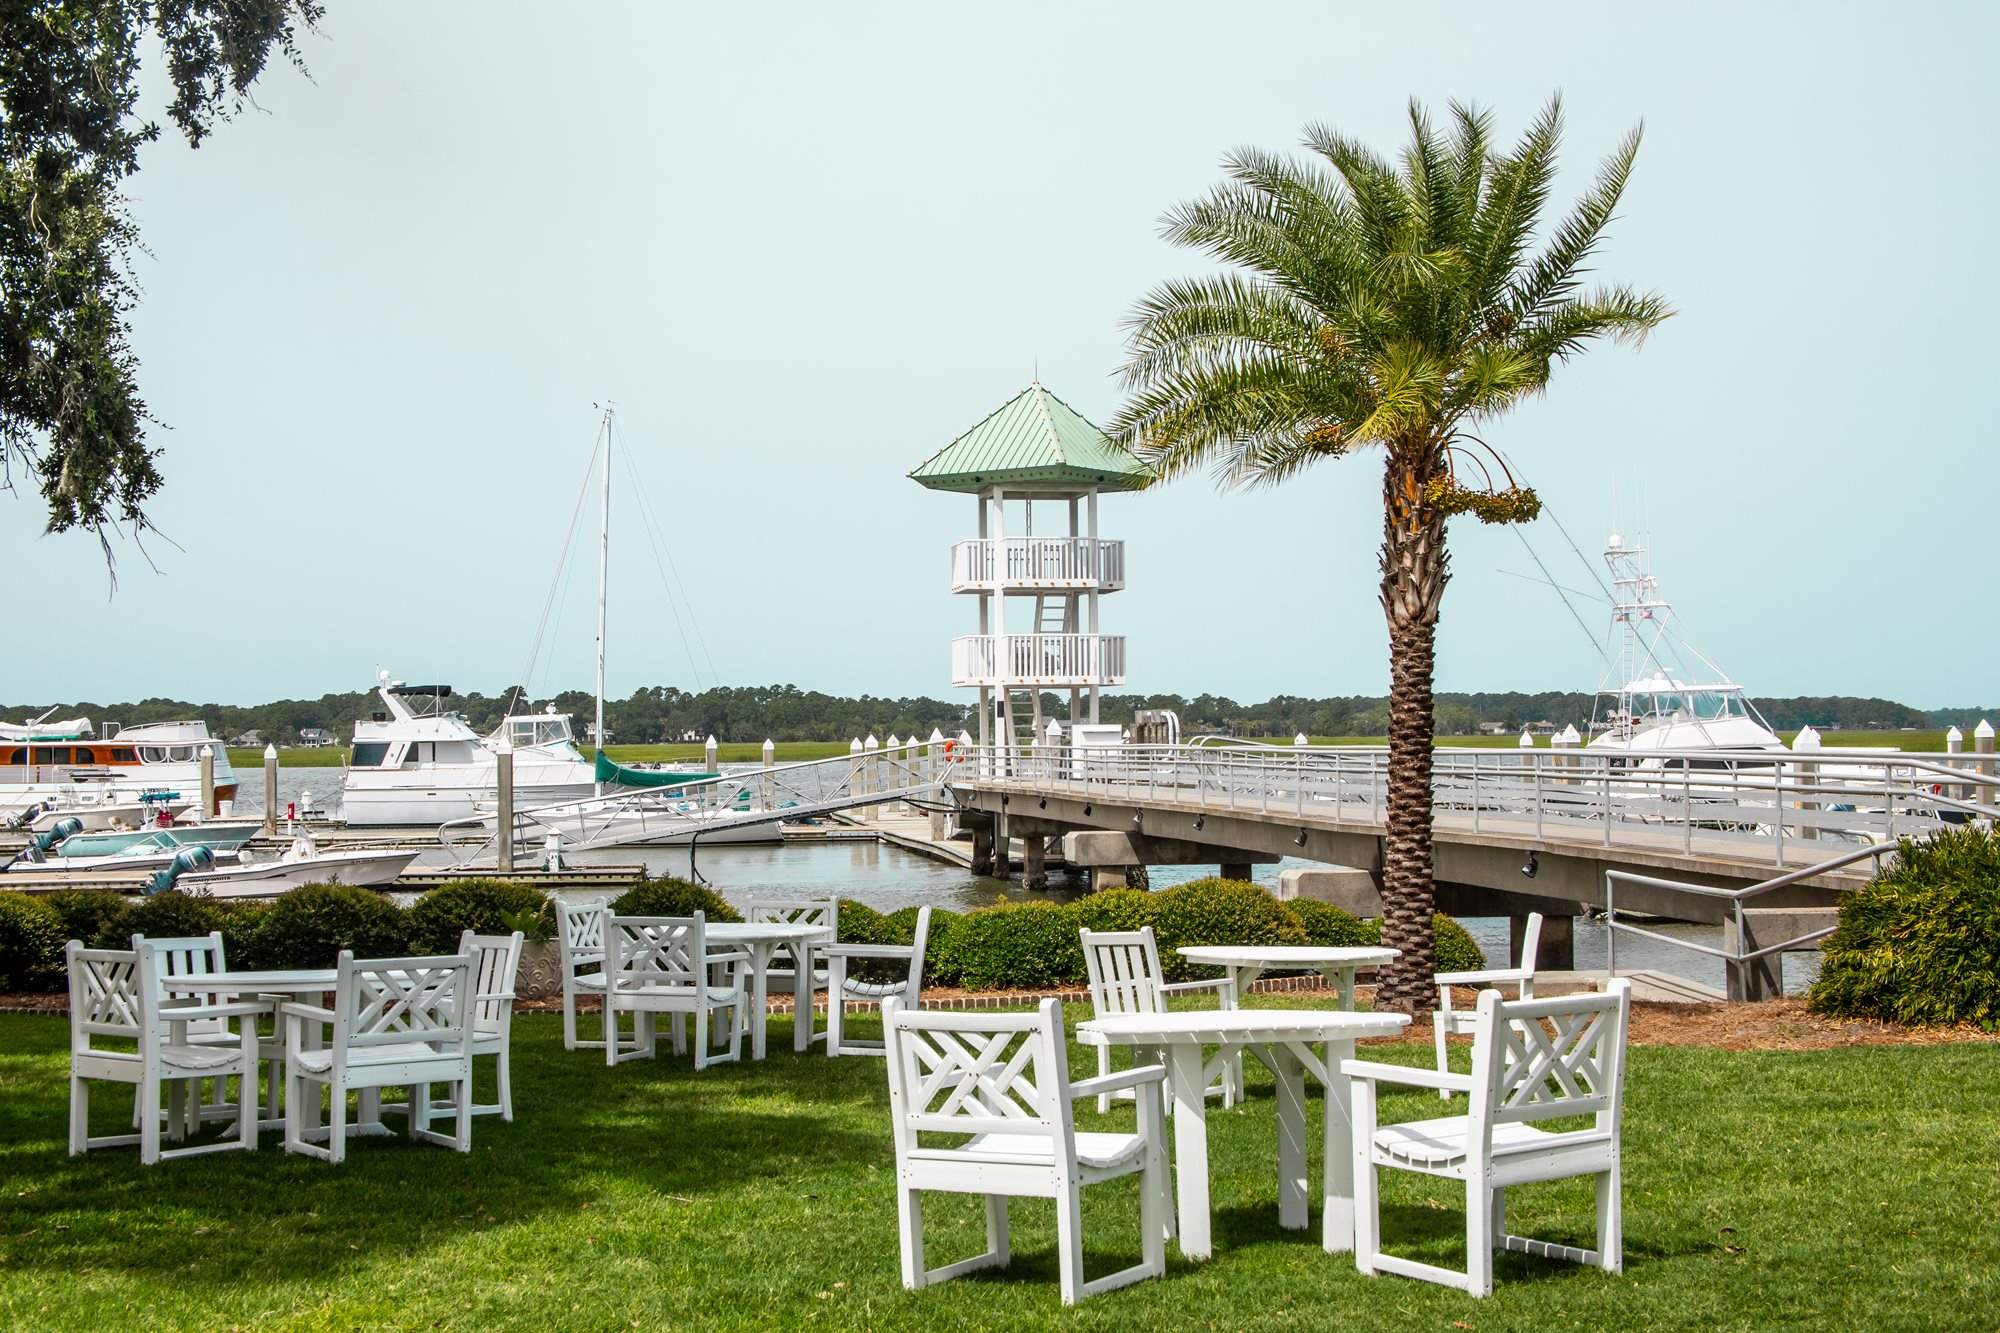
(7, 2, 1994, 708)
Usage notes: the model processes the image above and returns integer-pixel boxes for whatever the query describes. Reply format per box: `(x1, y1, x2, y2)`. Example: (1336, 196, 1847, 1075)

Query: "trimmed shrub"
(220, 902, 271, 966)
(884, 905, 961, 986)
(609, 877, 741, 923)
(45, 891, 129, 950)
(1431, 914, 1487, 975)
(92, 891, 229, 949)
(1150, 878, 1308, 981)
(1810, 826, 2000, 1030)
(1071, 888, 1157, 935)
(937, 901, 1087, 991)
(405, 879, 550, 952)
(0, 892, 64, 990)
(1288, 898, 1376, 949)
(251, 884, 409, 969)
(835, 899, 892, 945)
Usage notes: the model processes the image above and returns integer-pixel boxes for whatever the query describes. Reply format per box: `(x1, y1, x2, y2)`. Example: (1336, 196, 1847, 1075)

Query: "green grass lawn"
(1, 999, 1993, 1331)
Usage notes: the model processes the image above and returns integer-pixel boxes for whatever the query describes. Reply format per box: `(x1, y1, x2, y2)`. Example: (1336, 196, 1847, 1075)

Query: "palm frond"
(1508, 120, 1643, 320)
(1465, 94, 1562, 318)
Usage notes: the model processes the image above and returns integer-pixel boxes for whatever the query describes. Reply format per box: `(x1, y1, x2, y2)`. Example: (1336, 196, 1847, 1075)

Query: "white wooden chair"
(603, 913, 748, 1071)
(817, 906, 931, 1057)
(1432, 912, 1542, 1098)
(1344, 979, 1633, 1297)
(66, 941, 263, 1165)
(1079, 925, 1239, 1112)
(280, 950, 476, 1164)
(395, 930, 523, 1126)
(134, 931, 287, 1136)
(881, 997, 1169, 1305)
(556, 899, 609, 1050)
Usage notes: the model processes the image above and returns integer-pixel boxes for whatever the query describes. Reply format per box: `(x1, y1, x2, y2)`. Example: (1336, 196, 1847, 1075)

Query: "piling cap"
(763, 737, 775, 750)
(1557, 723, 1581, 744)
(263, 743, 279, 759)
(1946, 725, 1963, 744)
(1294, 732, 1309, 747)
(864, 733, 878, 749)
(850, 737, 863, 753)
(1977, 719, 1995, 739)
(887, 733, 901, 748)
(1046, 719, 1062, 735)
(929, 728, 945, 743)
(1518, 728, 1534, 748)
(705, 734, 717, 746)
(1793, 725, 1821, 751)
(957, 730, 973, 746)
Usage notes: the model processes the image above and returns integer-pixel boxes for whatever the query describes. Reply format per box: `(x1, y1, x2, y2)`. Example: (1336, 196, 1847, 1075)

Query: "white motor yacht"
(340, 677, 596, 826)
(0, 714, 237, 820)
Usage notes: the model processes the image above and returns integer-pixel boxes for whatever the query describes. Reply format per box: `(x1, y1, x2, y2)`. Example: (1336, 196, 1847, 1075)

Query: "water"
(260, 765, 1815, 996)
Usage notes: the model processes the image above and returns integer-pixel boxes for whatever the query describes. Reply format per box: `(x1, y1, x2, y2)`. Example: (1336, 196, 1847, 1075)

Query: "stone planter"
(515, 939, 564, 1000)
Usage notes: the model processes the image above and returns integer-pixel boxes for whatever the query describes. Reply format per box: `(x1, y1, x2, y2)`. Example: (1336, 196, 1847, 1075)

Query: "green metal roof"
(909, 383, 1150, 494)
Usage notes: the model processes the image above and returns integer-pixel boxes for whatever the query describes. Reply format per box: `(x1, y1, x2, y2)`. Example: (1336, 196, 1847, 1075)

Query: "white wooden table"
(1178, 945, 1400, 1011)
(706, 921, 834, 1059)
(1077, 1009, 1410, 1260)
(165, 969, 383, 1135)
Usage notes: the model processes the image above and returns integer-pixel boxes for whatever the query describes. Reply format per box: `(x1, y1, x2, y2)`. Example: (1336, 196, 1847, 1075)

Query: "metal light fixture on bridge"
(1083, 803, 1092, 817)
(1521, 852, 1538, 879)
(1294, 829, 1309, 848)
(1193, 814, 1205, 831)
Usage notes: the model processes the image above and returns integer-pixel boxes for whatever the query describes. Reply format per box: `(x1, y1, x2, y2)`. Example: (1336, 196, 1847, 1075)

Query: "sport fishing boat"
(0, 715, 236, 818)
(5, 824, 252, 874)
(339, 677, 597, 826)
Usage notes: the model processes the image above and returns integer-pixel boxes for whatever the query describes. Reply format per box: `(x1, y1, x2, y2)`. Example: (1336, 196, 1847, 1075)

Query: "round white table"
(1077, 1009, 1410, 1261)
(706, 921, 834, 1058)
(166, 970, 365, 1134)
(1178, 945, 1399, 1012)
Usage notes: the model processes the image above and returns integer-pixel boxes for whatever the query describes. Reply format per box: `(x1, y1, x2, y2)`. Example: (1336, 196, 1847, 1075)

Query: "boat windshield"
(501, 717, 574, 748)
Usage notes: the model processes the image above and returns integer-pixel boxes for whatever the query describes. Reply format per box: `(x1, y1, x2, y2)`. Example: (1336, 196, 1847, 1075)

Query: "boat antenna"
(1508, 525, 1608, 663)
(593, 401, 614, 795)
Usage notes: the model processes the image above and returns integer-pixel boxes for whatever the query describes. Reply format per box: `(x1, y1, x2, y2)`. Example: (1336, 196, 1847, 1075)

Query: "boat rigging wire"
(613, 418, 715, 689)
(506, 417, 606, 719)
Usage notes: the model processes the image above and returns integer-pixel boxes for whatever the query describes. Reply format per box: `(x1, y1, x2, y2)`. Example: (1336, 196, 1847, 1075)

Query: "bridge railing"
(956, 743, 1998, 867)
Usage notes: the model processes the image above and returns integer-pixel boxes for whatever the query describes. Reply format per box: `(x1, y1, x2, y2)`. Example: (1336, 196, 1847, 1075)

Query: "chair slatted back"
(457, 930, 524, 1033)
(1080, 927, 1167, 1017)
(332, 951, 472, 1052)
(883, 998, 1073, 1154)
(1470, 980, 1631, 1138)
(557, 899, 607, 971)
(66, 942, 143, 1047)
(746, 898, 835, 974)
(606, 914, 706, 990)
(133, 932, 228, 1036)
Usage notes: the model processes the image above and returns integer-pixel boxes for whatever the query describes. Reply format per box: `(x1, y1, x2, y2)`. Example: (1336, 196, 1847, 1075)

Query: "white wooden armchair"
(1344, 978, 1632, 1297)
(132, 930, 285, 1136)
(1432, 912, 1542, 1098)
(281, 950, 476, 1164)
(395, 930, 523, 1127)
(1079, 926, 1238, 1111)
(67, 941, 263, 1165)
(817, 906, 931, 1057)
(556, 898, 609, 1051)
(881, 997, 1169, 1305)
(603, 914, 747, 1071)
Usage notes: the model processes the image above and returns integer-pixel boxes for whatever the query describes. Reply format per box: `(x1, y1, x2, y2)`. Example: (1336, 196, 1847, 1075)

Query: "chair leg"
(896, 1187, 925, 1290)
(985, 1195, 1010, 1268)
(283, 1067, 301, 1155)
(327, 1088, 348, 1166)
(237, 1058, 258, 1153)
(409, 1083, 430, 1138)
(604, 1008, 621, 1067)
(1465, 1178, 1493, 1298)
(498, 1044, 514, 1123)
(1095, 1044, 1112, 1115)
(1055, 1182, 1085, 1305)
(1138, 1090, 1168, 1273)
(826, 961, 845, 1057)
(455, 1074, 472, 1152)
(692, 1003, 708, 1071)
(140, 1079, 162, 1166)
(69, 1076, 89, 1156)
(1597, 1166, 1623, 1274)
(1351, 1080, 1378, 1275)
(1490, 1185, 1506, 1247)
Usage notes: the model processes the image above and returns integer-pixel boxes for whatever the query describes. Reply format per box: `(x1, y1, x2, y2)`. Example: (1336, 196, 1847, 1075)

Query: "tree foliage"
(0, 0, 321, 553)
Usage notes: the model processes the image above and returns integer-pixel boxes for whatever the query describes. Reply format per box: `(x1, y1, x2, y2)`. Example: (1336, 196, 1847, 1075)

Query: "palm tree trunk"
(1375, 448, 1448, 1014)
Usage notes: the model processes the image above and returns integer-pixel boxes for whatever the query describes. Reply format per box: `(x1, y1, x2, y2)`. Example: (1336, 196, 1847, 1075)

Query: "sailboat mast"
(594, 405, 612, 794)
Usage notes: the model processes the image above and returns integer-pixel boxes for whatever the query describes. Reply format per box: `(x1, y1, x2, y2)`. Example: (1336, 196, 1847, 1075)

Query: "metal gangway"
(439, 740, 959, 860)
(957, 741, 2000, 871)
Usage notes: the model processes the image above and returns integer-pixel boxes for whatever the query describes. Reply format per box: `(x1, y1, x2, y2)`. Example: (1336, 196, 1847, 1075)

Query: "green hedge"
(1150, 878, 1309, 981)
(251, 885, 410, 969)
(1810, 826, 2000, 1030)
(610, 878, 741, 923)
(0, 892, 63, 990)
(405, 879, 551, 952)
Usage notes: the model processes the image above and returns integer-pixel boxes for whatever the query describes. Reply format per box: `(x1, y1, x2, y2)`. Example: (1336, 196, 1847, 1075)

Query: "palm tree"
(1111, 97, 1669, 1012)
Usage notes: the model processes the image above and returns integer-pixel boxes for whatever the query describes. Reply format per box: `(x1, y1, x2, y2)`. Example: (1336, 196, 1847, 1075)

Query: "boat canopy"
(594, 751, 715, 789)
(0, 718, 93, 742)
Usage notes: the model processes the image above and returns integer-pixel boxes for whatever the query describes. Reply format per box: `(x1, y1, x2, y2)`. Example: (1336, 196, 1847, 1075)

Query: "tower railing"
(949, 538, 1125, 591)
(950, 633, 1127, 686)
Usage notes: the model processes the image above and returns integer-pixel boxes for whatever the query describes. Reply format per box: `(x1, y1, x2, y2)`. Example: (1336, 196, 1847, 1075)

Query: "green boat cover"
(594, 750, 716, 789)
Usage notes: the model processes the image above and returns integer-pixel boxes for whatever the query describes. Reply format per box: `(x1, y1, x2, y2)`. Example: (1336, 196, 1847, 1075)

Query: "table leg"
(750, 944, 769, 1062)
(1167, 1044, 1213, 1260)
(794, 943, 814, 1054)
(1321, 1038, 1357, 1253)
(1271, 1043, 1309, 1231)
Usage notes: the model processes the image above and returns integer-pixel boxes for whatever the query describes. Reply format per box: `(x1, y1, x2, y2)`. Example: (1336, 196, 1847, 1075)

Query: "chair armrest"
(1435, 967, 1530, 988)
(163, 1000, 271, 1021)
(818, 943, 915, 960)
(475, 990, 517, 1003)
(1159, 977, 1232, 996)
(703, 950, 751, 965)
(1069, 1064, 1167, 1100)
(1340, 1058, 1473, 1093)
(279, 1002, 336, 1023)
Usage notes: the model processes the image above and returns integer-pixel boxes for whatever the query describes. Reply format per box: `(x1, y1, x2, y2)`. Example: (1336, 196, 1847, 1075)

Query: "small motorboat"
(152, 832, 420, 899)
(5, 825, 247, 874)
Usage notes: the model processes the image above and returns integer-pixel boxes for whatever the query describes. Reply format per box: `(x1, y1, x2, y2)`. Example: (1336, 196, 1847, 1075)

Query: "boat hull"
(180, 850, 420, 898)
(341, 781, 598, 827)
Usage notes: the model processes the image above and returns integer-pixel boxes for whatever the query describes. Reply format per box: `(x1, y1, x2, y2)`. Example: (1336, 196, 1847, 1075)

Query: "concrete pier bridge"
(948, 741, 2000, 1000)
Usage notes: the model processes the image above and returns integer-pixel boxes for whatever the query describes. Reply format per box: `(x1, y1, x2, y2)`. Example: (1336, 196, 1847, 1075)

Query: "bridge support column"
(1219, 861, 1254, 883)
(1023, 837, 1049, 891)
(1515, 912, 1572, 970)
(1092, 864, 1148, 891)
(1276, 866, 1381, 916)
(970, 827, 995, 877)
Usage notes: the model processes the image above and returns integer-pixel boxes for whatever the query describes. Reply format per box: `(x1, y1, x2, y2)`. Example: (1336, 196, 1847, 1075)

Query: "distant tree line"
(0, 684, 1976, 746)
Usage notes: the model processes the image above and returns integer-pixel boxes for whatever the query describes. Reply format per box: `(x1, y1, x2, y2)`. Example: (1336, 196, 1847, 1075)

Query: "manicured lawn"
(1, 1001, 1994, 1330)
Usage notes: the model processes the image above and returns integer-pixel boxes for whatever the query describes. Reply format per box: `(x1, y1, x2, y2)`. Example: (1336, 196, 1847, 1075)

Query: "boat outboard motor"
(5, 815, 84, 870)
(6, 799, 53, 832)
(146, 844, 216, 896)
